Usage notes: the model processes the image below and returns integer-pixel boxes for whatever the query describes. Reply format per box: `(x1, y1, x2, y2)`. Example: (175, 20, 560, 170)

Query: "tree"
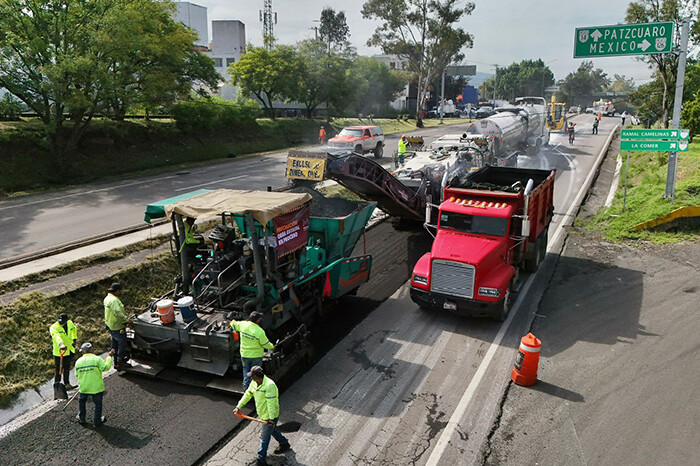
(229, 45, 301, 118)
(319, 7, 351, 55)
(626, 0, 699, 128)
(349, 57, 407, 116)
(0, 0, 218, 157)
(362, 0, 475, 127)
(558, 61, 610, 106)
(630, 63, 700, 125)
(478, 60, 554, 102)
(607, 74, 637, 94)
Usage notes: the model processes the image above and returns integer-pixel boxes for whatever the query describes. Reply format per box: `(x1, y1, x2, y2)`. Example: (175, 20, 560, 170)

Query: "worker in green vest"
(104, 282, 130, 369)
(233, 366, 291, 465)
(179, 217, 202, 253)
(230, 311, 274, 390)
(75, 343, 114, 427)
(397, 135, 408, 167)
(49, 313, 78, 389)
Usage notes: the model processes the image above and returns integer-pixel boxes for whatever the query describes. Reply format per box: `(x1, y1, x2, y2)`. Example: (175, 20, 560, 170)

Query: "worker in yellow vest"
(49, 313, 78, 389)
(104, 282, 130, 369)
(75, 343, 114, 426)
(233, 366, 291, 465)
(397, 135, 408, 167)
(230, 311, 274, 390)
(179, 217, 202, 253)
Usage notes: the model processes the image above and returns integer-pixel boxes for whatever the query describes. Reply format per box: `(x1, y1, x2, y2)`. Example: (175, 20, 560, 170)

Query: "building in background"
(208, 20, 246, 100)
(172, 3, 245, 100)
(174, 2, 208, 48)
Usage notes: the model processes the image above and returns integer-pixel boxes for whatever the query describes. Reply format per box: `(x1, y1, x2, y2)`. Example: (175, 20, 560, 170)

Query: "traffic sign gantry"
(574, 21, 674, 58)
(621, 128, 690, 140)
(620, 139, 689, 152)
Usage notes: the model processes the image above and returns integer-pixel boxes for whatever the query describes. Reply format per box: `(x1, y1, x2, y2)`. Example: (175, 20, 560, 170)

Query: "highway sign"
(446, 65, 476, 77)
(574, 21, 674, 58)
(620, 139, 688, 152)
(621, 128, 690, 140)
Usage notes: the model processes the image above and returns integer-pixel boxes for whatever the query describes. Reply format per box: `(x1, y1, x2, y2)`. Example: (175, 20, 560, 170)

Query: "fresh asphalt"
(0, 123, 463, 262)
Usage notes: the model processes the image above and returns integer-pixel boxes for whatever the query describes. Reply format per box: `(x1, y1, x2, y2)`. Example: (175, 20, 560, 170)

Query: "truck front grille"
(430, 260, 475, 299)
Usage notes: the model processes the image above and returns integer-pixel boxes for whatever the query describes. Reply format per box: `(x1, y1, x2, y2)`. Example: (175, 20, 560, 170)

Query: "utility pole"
(492, 65, 498, 105)
(664, 18, 689, 201)
(310, 26, 318, 40)
(259, 0, 277, 49)
(439, 69, 446, 125)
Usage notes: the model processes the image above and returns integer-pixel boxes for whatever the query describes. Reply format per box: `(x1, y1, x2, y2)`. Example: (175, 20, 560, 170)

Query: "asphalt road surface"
(0, 124, 464, 262)
(202, 115, 622, 465)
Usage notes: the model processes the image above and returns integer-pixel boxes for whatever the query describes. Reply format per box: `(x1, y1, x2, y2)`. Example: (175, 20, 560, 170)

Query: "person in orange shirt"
(319, 126, 327, 145)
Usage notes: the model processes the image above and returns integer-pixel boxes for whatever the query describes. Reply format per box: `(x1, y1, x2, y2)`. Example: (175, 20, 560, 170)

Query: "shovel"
(233, 411, 301, 433)
(53, 349, 68, 400)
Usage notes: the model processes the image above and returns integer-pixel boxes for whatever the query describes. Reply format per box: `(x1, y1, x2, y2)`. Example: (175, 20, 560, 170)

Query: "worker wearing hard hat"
(104, 282, 131, 369)
(49, 313, 78, 389)
(75, 343, 114, 426)
(233, 366, 291, 465)
(397, 135, 408, 167)
(230, 311, 274, 390)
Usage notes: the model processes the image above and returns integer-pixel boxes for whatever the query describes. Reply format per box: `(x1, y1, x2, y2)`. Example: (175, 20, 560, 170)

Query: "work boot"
(94, 416, 107, 427)
(75, 414, 86, 425)
(256, 460, 268, 466)
(274, 443, 291, 454)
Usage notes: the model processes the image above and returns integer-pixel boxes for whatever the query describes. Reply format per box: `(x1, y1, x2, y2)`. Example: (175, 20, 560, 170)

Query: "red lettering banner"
(273, 206, 310, 257)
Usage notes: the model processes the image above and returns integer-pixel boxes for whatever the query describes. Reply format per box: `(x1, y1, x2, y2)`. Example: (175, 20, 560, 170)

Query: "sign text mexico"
(574, 21, 674, 58)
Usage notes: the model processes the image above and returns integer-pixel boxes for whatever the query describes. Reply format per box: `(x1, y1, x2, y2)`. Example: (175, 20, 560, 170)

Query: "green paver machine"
(130, 189, 376, 391)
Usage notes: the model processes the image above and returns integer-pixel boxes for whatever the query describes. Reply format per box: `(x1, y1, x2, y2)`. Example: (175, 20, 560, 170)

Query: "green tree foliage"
(607, 74, 637, 94)
(0, 93, 22, 121)
(681, 91, 700, 138)
(319, 7, 352, 55)
(0, 0, 219, 157)
(626, 0, 699, 128)
(631, 63, 700, 125)
(170, 97, 261, 132)
(229, 45, 301, 118)
(559, 61, 610, 106)
(349, 57, 406, 116)
(362, 0, 475, 126)
(479, 60, 554, 102)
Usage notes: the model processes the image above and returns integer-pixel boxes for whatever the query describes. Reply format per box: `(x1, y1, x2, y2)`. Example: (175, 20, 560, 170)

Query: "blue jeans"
(109, 329, 128, 363)
(258, 418, 289, 461)
(78, 391, 104, 425)
(241, 357, 263, 391)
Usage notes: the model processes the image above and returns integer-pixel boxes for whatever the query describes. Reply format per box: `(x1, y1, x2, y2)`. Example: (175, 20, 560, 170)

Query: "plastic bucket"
(156, 299, 175, 325)
(177, 296, 197, 323)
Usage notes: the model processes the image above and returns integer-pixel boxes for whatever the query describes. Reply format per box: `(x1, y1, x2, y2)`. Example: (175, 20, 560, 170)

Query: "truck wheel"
(355, 145, 363, 154)
(524, 240, 541, 273)
(494, 280, 514, 322)
(374, 143, 383, 159)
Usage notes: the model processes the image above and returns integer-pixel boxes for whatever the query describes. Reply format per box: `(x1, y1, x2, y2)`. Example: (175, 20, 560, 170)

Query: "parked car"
(327, 125, 385, 158)
(568, 106, 578, 114)
(585, 107, 594, 114)
(475, 106, 495, 119)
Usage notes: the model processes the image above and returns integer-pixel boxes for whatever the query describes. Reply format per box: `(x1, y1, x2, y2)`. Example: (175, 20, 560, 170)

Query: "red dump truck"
(410, 166, 555, 321)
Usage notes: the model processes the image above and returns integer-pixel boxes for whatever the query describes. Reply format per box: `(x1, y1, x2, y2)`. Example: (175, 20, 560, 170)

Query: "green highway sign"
(621, 128, 690, 140)
(574, 21, 674, 58)
(620, 139, 688, 152)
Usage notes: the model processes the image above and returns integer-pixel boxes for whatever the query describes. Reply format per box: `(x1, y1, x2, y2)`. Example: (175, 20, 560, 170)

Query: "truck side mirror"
(522, 218, 531, 237)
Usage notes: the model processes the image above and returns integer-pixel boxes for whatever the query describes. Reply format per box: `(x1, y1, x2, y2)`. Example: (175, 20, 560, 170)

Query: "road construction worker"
(104, 282, 130, 369)
(179, 217, 201, 254)
(577, 105, 582, 115)
(319, 125, 327, 145)
(75, 343, 114, 427)
(233, 366, 291, 465)
(397, 135, 408, 167)
(49, 313, 78, 389)
(621, 111, 627, 126)
(230, 311, 274, 391)
(592, 118, 599, 135)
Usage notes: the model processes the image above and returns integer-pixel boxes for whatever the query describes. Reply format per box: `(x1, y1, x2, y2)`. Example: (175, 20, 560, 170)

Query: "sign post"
(574, 21, 674, 58)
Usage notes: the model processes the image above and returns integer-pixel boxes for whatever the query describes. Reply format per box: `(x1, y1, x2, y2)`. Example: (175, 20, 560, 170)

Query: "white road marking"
(173, 175, 247, 191)
(425, 124, 619, 466)
(0, 176, 180, 211)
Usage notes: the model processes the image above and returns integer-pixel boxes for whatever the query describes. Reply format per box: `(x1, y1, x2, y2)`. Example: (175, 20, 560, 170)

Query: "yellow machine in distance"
(546, 96, 567, 131)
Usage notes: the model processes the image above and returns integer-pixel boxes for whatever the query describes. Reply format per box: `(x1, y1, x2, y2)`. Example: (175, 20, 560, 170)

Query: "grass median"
(581, 137, 700, 243)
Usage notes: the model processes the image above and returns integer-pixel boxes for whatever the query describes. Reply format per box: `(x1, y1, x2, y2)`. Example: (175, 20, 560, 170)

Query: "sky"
(200, 0, 658, 85)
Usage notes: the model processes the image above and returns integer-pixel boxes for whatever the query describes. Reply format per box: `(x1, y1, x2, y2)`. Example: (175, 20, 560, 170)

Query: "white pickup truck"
(327, 125, 386, 159)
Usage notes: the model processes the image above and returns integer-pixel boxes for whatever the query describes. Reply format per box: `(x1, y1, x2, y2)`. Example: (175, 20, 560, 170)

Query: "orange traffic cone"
(511, 333, 541, 386)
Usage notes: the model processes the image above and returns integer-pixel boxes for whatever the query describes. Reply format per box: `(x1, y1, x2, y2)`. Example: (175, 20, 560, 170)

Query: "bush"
(682, 93, 700, 141)
(0, 94, 22, 121)
(170, 97, 262, 133)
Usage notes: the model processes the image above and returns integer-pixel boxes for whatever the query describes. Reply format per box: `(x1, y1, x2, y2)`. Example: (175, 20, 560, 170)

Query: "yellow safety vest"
(398, 139, 407, 155)
(236, 375, 280, 420)
(75, 353, 113, 394)
(49, 320, 77, 356)
(104, 293, 128, 331)
(230, 320, 274, 358)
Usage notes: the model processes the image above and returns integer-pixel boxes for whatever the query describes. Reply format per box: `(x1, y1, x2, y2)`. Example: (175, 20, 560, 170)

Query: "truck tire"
(494, 279, 514, 321)
(374, 143, 383, 159)
(523, 239, 541, 273)
(355, 144, 363, 154)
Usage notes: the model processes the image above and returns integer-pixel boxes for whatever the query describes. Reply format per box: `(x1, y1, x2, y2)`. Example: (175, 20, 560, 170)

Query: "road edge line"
(425, 124, 620, 466)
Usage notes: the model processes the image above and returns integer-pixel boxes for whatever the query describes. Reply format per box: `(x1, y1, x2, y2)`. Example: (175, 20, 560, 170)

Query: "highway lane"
(0, 124, 468, 262)
(203, 114, 619, 465)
